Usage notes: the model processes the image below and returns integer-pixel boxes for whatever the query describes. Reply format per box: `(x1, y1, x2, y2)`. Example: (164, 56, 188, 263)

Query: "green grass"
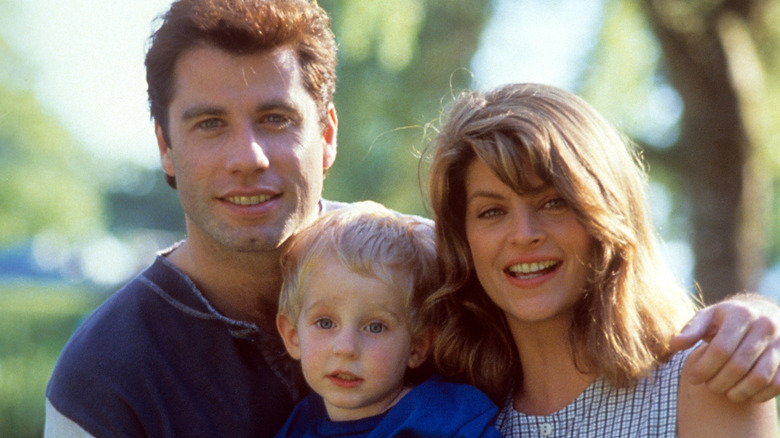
(0, 281, 102, 438)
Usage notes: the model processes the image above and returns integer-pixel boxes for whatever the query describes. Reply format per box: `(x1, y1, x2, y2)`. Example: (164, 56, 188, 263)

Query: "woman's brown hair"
(425, 83, 697, 401)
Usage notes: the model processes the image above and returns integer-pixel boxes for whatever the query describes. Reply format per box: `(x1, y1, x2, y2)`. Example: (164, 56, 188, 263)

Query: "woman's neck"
(509, 317, 598, 415)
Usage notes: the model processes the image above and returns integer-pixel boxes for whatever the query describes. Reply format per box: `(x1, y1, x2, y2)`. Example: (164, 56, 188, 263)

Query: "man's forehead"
(168, 45, 310, 111)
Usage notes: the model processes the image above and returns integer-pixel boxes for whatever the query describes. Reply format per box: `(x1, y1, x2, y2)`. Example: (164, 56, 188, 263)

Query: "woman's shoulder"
(676, 345, 777, 437)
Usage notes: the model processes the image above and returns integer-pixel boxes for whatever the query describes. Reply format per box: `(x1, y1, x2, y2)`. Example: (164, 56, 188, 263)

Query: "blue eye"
(315, 318, 334, 329)
(366, 322, 385, 334)
(197, 118, 223, 130)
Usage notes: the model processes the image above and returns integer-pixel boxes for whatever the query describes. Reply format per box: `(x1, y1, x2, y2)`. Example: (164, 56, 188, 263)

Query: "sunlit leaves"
(0, 48, 104, 245)
(337, 0, 425, 71)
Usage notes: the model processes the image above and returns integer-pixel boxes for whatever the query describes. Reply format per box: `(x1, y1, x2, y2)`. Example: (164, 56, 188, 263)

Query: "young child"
(274, 201, 502, 437)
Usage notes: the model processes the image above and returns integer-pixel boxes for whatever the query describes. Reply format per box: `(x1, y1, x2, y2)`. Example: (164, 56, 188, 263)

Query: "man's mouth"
(224, 195, 274, 206)
(505, 260, 560, 279)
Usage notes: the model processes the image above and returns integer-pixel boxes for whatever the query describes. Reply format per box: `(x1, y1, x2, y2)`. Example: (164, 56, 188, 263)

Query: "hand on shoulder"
(676, 347, 777, 437)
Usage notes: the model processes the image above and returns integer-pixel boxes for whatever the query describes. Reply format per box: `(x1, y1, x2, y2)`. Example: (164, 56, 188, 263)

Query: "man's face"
(157, 45, 337, 254)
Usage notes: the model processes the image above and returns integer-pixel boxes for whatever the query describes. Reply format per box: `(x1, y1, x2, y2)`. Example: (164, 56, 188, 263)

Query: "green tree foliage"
(0, 38, 104, 246)
(320, 0, 492, 216)
(581, 0, 780, 302)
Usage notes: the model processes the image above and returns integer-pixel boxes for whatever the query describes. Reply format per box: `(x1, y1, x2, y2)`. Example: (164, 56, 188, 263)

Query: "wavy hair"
(425, 83, 697, 401)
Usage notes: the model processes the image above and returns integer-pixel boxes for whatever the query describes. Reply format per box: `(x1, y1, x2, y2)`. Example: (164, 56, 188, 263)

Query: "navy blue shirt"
(46, 254, 307, 437)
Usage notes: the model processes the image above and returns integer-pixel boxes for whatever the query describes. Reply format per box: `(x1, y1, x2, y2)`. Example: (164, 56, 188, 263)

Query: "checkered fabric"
(495, 346, 696, 437)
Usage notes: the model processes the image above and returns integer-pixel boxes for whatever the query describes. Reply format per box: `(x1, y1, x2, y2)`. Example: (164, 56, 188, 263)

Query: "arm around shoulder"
(677, 354, 777, 437)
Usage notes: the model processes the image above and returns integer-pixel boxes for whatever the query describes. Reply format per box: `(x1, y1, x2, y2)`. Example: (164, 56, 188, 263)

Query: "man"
(45, 0, 780, 437)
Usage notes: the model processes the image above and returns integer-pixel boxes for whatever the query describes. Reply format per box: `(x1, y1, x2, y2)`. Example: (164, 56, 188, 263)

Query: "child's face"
(277, 258, 428, 421)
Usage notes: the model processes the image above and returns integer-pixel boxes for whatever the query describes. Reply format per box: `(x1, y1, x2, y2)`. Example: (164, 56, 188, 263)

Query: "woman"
(426, 83, 776, 436)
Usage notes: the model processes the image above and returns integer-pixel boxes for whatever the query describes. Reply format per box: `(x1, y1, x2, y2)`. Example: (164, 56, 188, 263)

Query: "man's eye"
(197, 119, 222, 130)
(315, 318, 334, 329)
(262, 114, 292, 126)
(365, 322, 385, 334)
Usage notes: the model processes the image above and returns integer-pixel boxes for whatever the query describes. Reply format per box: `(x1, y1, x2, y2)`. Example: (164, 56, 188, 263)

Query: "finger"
(705, 316, 777, 395)
(670, 307, 717, 352)
(748, 374, 780, 403)
(724, 340, 780, 402)
(693, 306, 755, 381)
(686, 336, 746, 387)
(682, 344, 709, 385)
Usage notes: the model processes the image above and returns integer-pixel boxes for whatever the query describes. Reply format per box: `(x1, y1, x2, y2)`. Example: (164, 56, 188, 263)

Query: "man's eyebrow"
(254, 99, 301, 114)
(178, 100, 303, 122)
(180, 105, 227, 121)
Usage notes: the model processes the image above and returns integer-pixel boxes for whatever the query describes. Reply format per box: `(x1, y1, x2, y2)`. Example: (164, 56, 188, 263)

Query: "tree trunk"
(641, 0, 767, 303)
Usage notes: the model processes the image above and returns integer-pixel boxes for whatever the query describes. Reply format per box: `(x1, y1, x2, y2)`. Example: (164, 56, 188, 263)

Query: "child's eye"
(365, 322, 385, 334)
(315, 318, 334, 329)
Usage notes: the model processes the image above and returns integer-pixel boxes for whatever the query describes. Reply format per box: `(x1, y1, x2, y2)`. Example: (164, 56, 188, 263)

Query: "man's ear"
(407, 329, 433, 369)
(156, 122, 175, 179)
(321, 104, 337, 173)
(276, 313, 301, 360)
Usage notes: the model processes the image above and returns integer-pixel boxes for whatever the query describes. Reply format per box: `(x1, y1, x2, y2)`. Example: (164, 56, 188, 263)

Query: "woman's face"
(463, 158, 593, 328)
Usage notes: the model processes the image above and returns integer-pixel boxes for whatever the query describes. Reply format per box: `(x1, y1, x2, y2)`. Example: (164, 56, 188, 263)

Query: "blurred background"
(2, 0, 780, 435)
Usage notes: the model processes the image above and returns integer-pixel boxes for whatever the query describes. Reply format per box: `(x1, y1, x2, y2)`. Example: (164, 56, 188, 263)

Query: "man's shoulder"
(48, 262, 166, 378)
(44, 262, 166, 437)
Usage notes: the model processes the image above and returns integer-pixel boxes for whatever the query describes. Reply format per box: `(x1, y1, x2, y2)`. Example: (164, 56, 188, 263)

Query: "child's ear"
(276, 314, 301, 360)
(407, 330, 433, 369)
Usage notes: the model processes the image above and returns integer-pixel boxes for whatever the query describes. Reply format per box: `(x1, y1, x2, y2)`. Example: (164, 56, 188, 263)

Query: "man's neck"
(166, 239, 283, 333)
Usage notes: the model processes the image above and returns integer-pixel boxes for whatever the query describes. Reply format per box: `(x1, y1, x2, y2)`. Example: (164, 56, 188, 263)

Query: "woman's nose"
(508, 208, 545, 247)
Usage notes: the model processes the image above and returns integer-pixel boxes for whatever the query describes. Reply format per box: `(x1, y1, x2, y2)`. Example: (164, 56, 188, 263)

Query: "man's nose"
(225, 123, 270, 174)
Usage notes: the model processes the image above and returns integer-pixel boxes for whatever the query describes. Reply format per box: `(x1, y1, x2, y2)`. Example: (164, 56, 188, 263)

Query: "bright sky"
(2, 0, 174, 168)
(2, 0, 600, 170)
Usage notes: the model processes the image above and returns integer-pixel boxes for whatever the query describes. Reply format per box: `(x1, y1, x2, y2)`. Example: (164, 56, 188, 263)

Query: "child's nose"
(333, 329, 359, 358)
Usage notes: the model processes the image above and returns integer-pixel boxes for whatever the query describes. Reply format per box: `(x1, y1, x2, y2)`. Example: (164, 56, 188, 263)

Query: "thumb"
(670, 306, 716, 352)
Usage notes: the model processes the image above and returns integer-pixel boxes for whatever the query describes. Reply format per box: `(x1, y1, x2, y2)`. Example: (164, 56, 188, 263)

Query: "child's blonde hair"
(279, 201, 439, 340)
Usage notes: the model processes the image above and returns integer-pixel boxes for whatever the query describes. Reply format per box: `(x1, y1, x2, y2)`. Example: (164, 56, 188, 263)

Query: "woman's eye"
(365, 322, 385, 334)
(315, 318, 334, 329)
(543, 198, 567, 210)
(478, 208, 503, 219)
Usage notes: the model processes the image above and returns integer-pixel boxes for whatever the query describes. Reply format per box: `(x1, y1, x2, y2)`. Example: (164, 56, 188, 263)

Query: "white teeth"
(333, 373, 357, 381)
(508, 260, 557, 274)
(225, 195, 272, 206)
